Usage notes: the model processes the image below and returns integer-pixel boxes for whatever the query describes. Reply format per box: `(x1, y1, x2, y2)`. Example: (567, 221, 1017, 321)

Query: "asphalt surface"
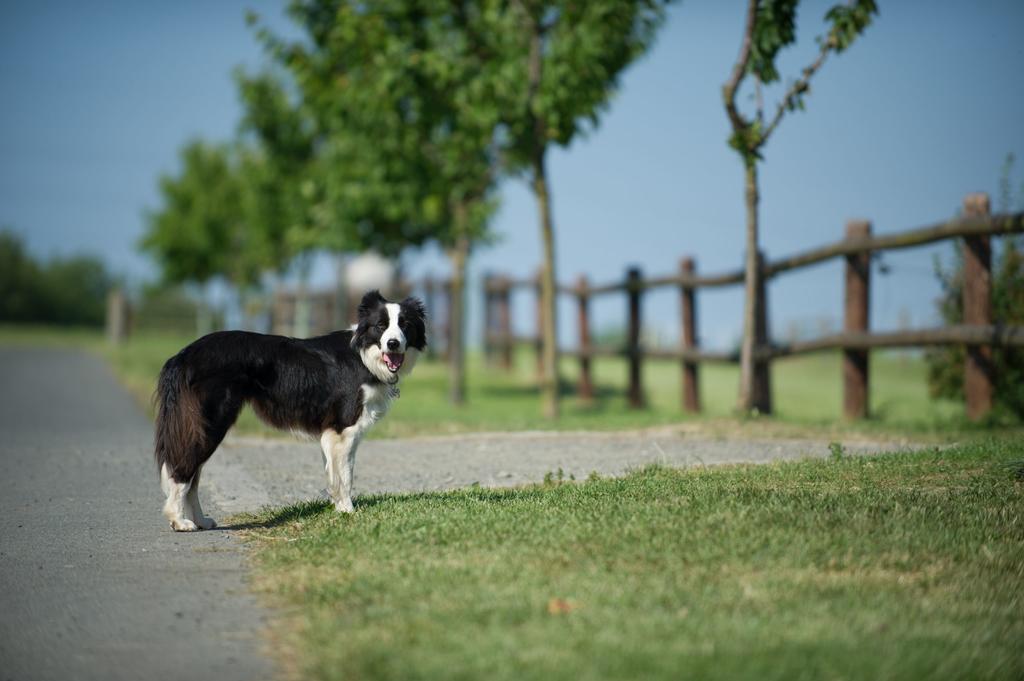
(0, 348, 273, 681)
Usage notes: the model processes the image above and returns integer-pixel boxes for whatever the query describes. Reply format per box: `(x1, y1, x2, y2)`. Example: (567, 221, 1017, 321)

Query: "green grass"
(0, 324, 1006, 439)
(236, 440, 1024, 681)
(376, 346, 967, 438)
(0, 324, 107, 349)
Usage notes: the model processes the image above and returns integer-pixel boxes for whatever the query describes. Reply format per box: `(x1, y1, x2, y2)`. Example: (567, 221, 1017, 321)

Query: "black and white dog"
(154, 290, 426, 531)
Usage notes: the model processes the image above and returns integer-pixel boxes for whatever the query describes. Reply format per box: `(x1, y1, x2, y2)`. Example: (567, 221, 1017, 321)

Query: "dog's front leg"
(320, 429, 358, 513)
(336, 434, 359, 514)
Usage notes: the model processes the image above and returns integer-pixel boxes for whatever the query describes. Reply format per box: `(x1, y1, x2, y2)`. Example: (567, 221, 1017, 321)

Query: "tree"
(248, 1, 503, 403)
(141, 140, 275, 333)
(246, 4, 445, 259)
(722, 0, 876, 413)
(0, 228, 111, 326)
(415, 3, 503, 405)
(233, 70, 316, 266)
(142, 141, 241, 286)
(234, 68, 324, 335)
(0, 229, 41, 322)
(498, 0, 672, 418)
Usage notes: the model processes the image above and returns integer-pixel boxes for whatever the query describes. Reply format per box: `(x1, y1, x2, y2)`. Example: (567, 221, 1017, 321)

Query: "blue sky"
(2, 1, 1022, 349)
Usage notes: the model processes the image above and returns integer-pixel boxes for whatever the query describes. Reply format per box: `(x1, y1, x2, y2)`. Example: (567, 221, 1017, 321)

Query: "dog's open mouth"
(383, 352, 404, 373)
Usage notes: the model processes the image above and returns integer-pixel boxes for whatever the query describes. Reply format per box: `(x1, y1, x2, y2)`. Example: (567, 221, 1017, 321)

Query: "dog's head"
(352, 290, 427, 384)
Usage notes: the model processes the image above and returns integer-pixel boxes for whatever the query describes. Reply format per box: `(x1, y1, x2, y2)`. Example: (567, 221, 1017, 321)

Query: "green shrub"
(925, 155, 1024, 419)
(0, 229, 112, 326)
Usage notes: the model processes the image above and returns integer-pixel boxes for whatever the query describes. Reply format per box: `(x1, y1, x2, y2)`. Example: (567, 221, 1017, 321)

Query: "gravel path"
(203, 426, 922, 515)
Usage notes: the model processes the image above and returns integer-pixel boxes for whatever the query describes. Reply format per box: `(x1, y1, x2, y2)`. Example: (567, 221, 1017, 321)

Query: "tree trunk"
(196, 280, 213, 338)
(238, 285, 251, 332)
(533, 149, 560, 419)
(294, 285, 310, 338)
(447, 205, 470, 406)
(519, 4, 559, 419)
(293, 254, 312, 338)
(737, 160, 760, 412)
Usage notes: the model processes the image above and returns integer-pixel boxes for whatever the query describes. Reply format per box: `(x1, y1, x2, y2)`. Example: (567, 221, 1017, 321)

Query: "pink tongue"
(385, 353, 404, 370)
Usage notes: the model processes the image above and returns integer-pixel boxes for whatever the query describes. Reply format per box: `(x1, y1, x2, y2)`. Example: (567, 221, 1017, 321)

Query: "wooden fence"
(270, 277, 457, 358)
(482, 193, 1024, 421)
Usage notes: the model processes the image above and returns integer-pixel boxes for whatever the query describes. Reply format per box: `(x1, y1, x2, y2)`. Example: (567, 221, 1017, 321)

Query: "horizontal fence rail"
(484, 212, 1024, 297)
(539, 326, 1024, 362)
(482, 193, 1024, 421)
(763, 325, 1024, 359)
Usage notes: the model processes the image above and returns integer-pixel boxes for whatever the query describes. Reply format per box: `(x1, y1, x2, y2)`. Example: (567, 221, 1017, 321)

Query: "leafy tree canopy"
(141, 140, 284, 288)
(246, 0, 507, 256)
(0, 228, 111, 326)
(496, 0, 671, 168)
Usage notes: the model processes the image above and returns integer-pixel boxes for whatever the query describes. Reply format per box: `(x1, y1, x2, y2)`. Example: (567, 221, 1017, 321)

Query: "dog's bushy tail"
(154, 354, 205, 484)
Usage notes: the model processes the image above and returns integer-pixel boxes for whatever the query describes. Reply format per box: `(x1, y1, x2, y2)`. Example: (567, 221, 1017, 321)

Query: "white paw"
(335, 499, 355, 514)
(195, 516, 217, 530)
(170, 518, 199, 532)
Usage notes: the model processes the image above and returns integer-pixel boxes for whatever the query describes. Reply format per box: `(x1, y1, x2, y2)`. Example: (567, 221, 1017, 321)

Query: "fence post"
(272, 290, 286, 334)
(332, 258, 347, 331)
(422, 275, 436, 359)
(481, 273, 494, 366)
(752, 251, 773, 414)
(439, 278, 452, 361)
(106, 287, 130, 345)
(843, 220, 872, 420)
(534, 269, 544, 380)
(576, 274, 594, 401)
(679, 258, 700, 413)
(496, 277, 513, 370)
(626, 267, 644, 408)
(963, 192, 993, 420)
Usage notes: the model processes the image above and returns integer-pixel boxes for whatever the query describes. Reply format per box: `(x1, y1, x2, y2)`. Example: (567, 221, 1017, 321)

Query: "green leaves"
(728, 120, 765, 163)
(728, 0, 878, 158)
(0, 229, 112, 326)
(748, 0, 878, 86)
(141, 139, 297, 288)
(141, 141, 243, 285)
(148, 0, 676, 285)
(748, 0, 799, 84)
(825, 0, 878, 53)
(499, 0, 672, 168)
(248, 0, 508, 253)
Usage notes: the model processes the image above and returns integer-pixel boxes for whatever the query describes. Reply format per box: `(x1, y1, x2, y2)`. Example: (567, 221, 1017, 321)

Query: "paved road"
(0, 348, 273, 681)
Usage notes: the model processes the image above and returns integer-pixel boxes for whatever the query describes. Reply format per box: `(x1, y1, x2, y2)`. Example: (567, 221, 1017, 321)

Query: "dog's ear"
(357, 290, 386, 320)
(400, 296, 426, 322)
(400, 296, 428, 350)
(351, 290, 387, 349)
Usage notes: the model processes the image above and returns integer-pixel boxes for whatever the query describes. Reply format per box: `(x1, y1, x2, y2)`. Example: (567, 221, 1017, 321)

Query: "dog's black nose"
(387, 338, 400, 351)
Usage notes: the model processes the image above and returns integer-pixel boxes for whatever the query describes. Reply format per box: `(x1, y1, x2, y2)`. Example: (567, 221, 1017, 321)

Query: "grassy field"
(0, 324, 986, 439)
(235, 440, 1024, 681)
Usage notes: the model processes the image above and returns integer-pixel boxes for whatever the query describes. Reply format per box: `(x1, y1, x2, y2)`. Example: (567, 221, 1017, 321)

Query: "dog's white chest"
(355, 382, 396, 433)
